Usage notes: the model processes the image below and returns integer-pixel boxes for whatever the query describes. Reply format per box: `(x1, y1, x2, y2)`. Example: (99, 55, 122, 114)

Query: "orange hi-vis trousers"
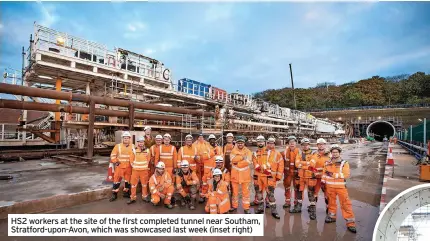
(151, 185, 175, 205)
(327, 187, 356, 227)
(231, 182, 251, 210)
(113, 167, 132, 193)
(130, 170, 150, 200)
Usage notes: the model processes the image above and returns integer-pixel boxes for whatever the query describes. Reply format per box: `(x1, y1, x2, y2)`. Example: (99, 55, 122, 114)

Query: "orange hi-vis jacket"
(295, 149, 316, 178)
(220, 167, 231, 183)
(194, 140, 211, 161)
(253, 147, 284, 180)
(206, 180, 230, 214)
(149, 171, 173, 196)
(224, 143, 234, 157)
(322, 158, 350, 189)
(230, 146, 253, 183)
(310, 151, 331, 178)
(176, 170, 199, 190)
(253, 147, 271, 177)
(156, 144, 178, 169)
(269, 148, 284, 181)
(132, 148, 150, 170)
(212, 145, 223, 156)
(110, 143, 136, 169)
(178, 145, 198, 171)
(283, 147, 300, 175)
(149, 144, 160, 163)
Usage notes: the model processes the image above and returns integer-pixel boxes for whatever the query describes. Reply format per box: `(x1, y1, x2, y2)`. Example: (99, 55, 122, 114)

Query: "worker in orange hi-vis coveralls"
(263, 137, 284, 208)
(293, 138, 318, 218)
(253, 136, 283, 219)
(194, 134, 208, 189)
(149, 161, 174, 209)
(205, 168, 231, 214)
(175, 160, 199, 210)
(177, 134, 198, 174)
(282, 136, 301, 212)
(200, 134, 221, 203)
(128, 136, 151, 204)
(149, 135, 163, 175)
(229, 135, 253, 214)
(155, 133, 178, 176)
(309, 138, 331, 213)
(109, 131, 136, 202)
(322, 144, 357, 234)
(223, 133, 235, 172)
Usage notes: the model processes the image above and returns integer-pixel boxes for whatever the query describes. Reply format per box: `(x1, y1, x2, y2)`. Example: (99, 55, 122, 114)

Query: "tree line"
(253, 72, 430, 111)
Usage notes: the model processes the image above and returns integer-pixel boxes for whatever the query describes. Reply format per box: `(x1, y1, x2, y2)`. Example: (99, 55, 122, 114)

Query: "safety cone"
(106, 163, 115, 182)
(387, 147, 394, 165)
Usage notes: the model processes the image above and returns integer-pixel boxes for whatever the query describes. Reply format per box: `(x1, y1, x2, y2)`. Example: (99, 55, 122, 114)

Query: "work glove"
(159, 193, 166, 199)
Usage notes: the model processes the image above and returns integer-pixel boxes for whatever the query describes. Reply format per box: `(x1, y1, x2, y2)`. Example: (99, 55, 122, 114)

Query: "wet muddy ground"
(0, 142, 386, 241)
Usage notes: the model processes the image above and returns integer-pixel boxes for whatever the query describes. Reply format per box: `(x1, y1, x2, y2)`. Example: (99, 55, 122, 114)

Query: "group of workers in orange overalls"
(109, 128, 357, 233)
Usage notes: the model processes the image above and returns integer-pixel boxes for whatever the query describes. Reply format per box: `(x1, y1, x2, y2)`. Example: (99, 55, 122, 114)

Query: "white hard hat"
(301, 138, 310, 144)
(287, 135, 297, 141)
(156, 162, 165, 169)
(164, 133, 171, 139)
(137, 136, 145, 142)
(226, 133, 234, 138)
(256, 135, 265, 142)
(330, 144, 342, 152)
(185, 134, 193, 140)
(267, 137, 276, 143)
(215, 156, 224, 163)
(180, 160, 189, 167)
(316, 138, 327, 144)
(208, 134, 216, 140)
(144, 126, 151, 131)
(155, 135, 163, 140)
(122, 131, 131, 138)
(212, 168, 222, 176)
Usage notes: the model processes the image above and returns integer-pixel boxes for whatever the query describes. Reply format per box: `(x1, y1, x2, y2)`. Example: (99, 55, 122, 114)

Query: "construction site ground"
(0, 142, 385, 240)
(380, 143, 424, 210)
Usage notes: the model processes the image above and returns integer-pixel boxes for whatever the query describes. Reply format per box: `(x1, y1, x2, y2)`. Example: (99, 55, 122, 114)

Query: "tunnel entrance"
(366, 121, 396, 141)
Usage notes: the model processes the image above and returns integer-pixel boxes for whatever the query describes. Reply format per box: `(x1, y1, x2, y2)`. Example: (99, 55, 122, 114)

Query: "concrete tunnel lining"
(374, 184, 430, 241)
(366, 121, 396, 141)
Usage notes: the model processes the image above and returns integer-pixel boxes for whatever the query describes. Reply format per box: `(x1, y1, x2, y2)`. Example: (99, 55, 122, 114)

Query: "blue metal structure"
(177, 78, 211, 98)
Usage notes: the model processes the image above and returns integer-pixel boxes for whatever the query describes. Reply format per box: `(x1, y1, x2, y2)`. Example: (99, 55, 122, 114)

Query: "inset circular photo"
(374, 184, 430, 241)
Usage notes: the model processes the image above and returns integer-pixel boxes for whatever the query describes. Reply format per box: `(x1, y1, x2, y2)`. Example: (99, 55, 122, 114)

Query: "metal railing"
(398, 140, 428, 162)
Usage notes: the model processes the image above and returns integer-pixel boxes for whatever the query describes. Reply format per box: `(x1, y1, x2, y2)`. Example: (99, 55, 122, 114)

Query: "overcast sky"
(1, 2, 429, 94)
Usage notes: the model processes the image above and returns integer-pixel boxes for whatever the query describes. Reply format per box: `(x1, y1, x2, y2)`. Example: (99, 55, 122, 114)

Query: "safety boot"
(255, 202, 265, 214)
(143, 195, 151, 203)
(347, 226, 357, 233)
(270, 205, 280, 219)
(283, 202, 291, 209)
(229, 207, 237, 213)
(189, 198, 196, 210)
(290, 202, 302, 213)
(123, 190, 131, 198)
(325, 216, 336, 223)
(127, 199, 136, 205)
(109, 193, 117, 202)
(244, 209, 251, 214)
(198, 197, 205, 204)
(308, 205, 316, 220)
(165, 204, 173, 209)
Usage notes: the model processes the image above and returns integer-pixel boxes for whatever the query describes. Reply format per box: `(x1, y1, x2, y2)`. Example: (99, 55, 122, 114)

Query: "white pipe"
(252, 114, 297, 124)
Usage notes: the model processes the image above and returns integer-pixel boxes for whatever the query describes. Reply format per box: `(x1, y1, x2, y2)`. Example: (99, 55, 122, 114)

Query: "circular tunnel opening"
(366, 121, 396, 141)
